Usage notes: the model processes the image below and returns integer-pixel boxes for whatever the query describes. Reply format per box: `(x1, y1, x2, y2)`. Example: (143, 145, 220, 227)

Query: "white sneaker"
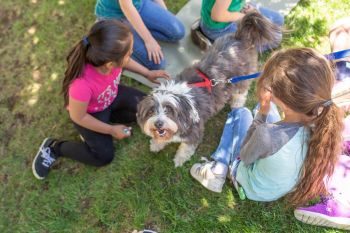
(190, 160, 226, 193)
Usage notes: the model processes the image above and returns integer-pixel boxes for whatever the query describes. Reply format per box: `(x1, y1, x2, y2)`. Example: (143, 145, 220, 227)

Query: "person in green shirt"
(192, 0, 284, 50)
(95, 0, 185, 70)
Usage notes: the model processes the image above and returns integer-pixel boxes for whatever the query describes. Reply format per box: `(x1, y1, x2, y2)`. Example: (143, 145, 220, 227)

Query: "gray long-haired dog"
(137, 12, 281, 167)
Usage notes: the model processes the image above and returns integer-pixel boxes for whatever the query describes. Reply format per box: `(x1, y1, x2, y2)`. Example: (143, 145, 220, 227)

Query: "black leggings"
(55, 85, 146, 166)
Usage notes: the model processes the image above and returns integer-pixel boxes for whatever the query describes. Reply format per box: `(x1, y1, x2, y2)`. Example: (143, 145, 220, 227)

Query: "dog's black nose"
(155, 120, 164, 129)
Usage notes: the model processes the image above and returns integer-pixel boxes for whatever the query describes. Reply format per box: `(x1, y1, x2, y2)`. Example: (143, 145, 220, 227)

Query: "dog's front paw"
(173, 155, 189, 167)
(173, 143, 197, 167)
(150, 140, 166, 153)
(150, 142, 161, 153)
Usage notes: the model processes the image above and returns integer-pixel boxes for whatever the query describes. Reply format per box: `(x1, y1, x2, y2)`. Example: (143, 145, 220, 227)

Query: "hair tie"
(322, 99, 333, 107)
(82, 36, 90, 47)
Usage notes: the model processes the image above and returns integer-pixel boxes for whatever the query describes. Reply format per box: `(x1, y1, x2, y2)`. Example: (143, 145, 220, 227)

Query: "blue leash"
(325, 49, 350, 60)
(228, 72, 261, 84)
(225, 48, 350, 85)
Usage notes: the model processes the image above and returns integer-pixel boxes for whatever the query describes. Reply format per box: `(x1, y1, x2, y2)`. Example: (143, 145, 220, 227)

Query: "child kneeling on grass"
(190, 48, 350, 230)
(32, 20, 169, 180)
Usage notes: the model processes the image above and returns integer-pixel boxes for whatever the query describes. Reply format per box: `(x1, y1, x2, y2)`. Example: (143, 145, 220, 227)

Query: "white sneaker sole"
(190, 166, 224, 193)
(294, 209, 350, 230)
(32, 138, 50, 180)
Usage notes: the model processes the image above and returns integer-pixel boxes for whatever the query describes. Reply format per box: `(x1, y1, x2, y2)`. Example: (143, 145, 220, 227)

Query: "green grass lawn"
(1, 0, 350, 232)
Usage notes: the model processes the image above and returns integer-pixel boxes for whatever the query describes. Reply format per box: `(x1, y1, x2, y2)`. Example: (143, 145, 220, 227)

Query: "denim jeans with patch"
(125, 0, 185, 70)
(211, 103, 280, 167)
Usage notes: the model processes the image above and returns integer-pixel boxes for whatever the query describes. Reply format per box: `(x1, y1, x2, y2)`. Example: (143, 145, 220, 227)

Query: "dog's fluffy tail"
(234, 11, 282, 51)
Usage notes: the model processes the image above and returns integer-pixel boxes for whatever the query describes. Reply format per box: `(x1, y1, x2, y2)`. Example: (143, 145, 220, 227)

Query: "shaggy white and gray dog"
(137, 12, 281, 167)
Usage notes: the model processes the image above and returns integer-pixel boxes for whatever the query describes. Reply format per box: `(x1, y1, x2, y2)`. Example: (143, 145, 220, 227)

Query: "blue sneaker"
(32, 138, 58, 180)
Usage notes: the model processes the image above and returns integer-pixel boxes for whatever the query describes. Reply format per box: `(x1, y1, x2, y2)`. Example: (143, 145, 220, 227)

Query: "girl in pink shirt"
(32, 20, 169, 180)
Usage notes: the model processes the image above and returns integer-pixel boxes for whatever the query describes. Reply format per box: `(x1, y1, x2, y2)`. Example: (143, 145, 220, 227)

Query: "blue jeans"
(125, 0, 185, 70)
(200, 3, 284, 50)
(211, 104, 281, 167)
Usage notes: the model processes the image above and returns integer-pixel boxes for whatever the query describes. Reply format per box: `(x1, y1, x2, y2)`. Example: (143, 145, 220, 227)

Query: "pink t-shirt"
(68, 64, 122, 113)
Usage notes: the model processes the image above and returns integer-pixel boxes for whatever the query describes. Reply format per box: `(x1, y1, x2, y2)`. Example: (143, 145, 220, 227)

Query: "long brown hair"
(62, 20, 132, 106)
(257, 48, 344, 206)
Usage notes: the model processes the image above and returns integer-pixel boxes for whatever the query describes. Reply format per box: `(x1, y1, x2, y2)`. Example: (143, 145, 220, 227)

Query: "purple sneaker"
(294, 197, 350, 230)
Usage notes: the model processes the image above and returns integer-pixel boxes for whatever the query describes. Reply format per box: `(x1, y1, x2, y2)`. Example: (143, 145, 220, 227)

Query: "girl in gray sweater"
(191, 48, 347, 225)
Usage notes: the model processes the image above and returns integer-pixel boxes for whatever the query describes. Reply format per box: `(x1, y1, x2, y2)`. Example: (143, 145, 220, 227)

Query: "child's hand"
(146, 70, 170, 84)
(109, 125, 132, 140)
(241, 3, 255, 14)
(145, 37, 164, 65)
(259, 87, 272, 115)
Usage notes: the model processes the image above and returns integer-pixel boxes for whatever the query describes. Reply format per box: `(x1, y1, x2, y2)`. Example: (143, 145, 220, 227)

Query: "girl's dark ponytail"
(62, 40, 88, 106)
(61, 20, 132, 106)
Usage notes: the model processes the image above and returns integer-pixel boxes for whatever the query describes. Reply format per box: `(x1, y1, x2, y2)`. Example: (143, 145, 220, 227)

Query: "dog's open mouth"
(157, 129, 166, 137)
(151, 128, 173, 140)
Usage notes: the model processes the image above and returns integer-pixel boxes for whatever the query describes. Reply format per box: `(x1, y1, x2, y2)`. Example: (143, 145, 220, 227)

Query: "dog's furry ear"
(136, 96, 155, 125)
(176, 94, 200, 131)
(234, 11, 282, 51)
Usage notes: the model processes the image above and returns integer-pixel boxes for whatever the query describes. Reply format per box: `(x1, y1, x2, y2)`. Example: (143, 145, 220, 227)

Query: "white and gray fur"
(137, 12, 282, 167)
